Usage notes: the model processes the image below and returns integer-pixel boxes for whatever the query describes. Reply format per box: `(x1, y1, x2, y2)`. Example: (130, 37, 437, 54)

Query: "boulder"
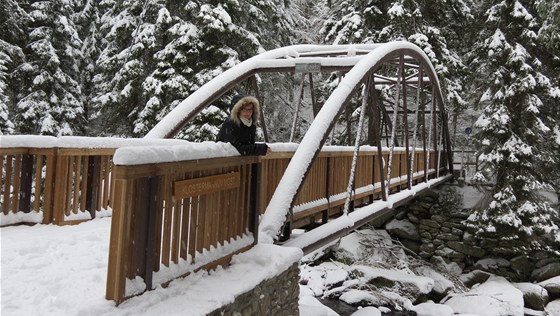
(531, 262, 560, 282)
(539, 276, 560, 298)
(510, 256, 533, 277)
(385, 219, 420, 241)
(447, 241, 485, 258)
(443, 276, 524, 316)
(513, 282, 548, 310)
(459, 269, 492, 288)
(544, 299, 560, 316)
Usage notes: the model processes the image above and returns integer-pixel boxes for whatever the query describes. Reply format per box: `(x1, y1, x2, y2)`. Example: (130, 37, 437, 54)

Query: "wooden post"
(52, 152, 68, 224)
(106, 170, 136, 304)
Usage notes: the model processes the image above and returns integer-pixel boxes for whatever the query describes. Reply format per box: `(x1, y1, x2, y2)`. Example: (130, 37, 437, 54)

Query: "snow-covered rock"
(513, 282, 548, 310)
(545, 299, 560, 315)
(412, 301, 454, 316)
(539, 275, 560, 296)
(443, 275, 524, 316)
(350, 306, 382, 316)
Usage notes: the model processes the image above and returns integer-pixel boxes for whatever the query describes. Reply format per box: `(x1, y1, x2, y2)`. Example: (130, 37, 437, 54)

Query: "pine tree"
(467, 0, 560, 256)
(74, 0, 105, 135)
(319, 0, 471, 145)
(535, 0, 560, 185)
(15, 0, 85, 136)
(0, 48, 15, 135)
(0, 0, 30, 134)
(93, 0, 297, 138)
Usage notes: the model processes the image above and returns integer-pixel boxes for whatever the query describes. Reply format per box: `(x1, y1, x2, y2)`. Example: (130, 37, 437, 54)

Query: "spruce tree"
(0, 49, 15, 135)
(467, 0, 560, 256)
(0, 0, 30, 134)
(319, 0, 470, 145)
(16, 0, 85, 136)
(535, 0, 560, 185)
(74, 0, 105, 135)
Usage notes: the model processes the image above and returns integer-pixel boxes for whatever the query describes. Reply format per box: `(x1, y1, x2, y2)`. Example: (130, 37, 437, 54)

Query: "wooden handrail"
(105, 155, 260, 303)
(3, 142, 449, 304)
(1, 146, 115, 225)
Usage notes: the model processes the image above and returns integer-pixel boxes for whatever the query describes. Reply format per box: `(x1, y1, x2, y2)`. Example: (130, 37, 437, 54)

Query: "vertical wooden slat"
(125, 180, 138, 280)
(189, 195, 199, 262)
(249, 162, 260, 244)
(132, 178, 149, 280)
(97, 157, 104, 212)
(80, 156, 88, 212)
(86, 156, 100, 218)
(216, 186, 228, 244)
(12, 155, 22, 213)
(103, 156, 111, 209)
(153, 175, 165, 271)
(171, 191, 182, 264)
(33, 155, 44, 212)
(144, 176, 158, 291)
(18, 155, 34, 213)
(194, 172, 205, 257)
(180, 195, 189, 260)
(213, 189, 221, 246)
(2, 155, 13, 214)
(42, 153, 56, 224)
(73, 156, 82, 213)
(161, 174, 172, 267)
(0, 155, 4, 211)
(203, 187, 213, 251)
(241, 164, 250, 235)
(65, 156, 74, 216)
(259, 159, 268, 214)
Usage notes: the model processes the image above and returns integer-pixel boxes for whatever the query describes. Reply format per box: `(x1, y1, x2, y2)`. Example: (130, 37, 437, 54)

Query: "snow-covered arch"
(145, 42, 451, 244)
(147, 43, 391, 139)
(255, 42, 450, 244)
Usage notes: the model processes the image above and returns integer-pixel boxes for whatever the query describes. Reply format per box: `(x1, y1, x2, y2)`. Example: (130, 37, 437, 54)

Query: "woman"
(217, 94, 272, 156)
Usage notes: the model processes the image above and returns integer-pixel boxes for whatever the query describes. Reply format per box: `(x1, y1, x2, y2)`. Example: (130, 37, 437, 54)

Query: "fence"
(260, 149, 441, 231)
(1, 145, 114, 225)
(2, 139, 447, 303)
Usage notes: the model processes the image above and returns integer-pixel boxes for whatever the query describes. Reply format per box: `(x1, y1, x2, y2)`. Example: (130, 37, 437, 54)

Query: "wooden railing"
(260, 149, 441, 232)
(1, 146, 114, 225)
(2, 140, 448, 303)
(104, 146, 446, 303)
(106, 154, 261, 303)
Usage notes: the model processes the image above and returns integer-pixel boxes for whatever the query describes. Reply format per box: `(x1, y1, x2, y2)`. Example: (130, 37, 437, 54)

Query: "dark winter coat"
(216, 95, 269, 156)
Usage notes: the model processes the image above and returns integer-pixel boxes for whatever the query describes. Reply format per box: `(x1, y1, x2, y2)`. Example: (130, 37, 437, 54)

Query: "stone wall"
(207, 262, 300, 316)
(385, 187, 560, 282)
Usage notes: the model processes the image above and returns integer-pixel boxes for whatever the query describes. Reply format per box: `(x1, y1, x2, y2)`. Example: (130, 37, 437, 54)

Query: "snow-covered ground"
(2, 211, 560, 316)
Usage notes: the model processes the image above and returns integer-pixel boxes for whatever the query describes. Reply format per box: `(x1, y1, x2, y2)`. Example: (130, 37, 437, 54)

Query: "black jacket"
(217, 118, 268, 156)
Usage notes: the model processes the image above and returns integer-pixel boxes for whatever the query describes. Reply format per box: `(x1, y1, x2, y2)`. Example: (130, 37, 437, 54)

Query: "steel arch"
(257, 42, 453, 243)
(145, 42, 453, 244)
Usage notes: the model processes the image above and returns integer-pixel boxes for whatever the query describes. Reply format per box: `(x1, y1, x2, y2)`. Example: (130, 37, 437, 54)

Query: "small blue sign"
(465, 127, 472, 135)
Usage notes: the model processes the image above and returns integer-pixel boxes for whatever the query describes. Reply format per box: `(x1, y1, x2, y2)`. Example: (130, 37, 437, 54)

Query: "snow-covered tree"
(73, 0, 105, 135)
(15, 0, 85, 136)
(93, 0, 297, 138)
(466, 0, 560, 256)
(0, 0, 30, 134)
(319, 0, 471, 145)
(0, 48, 15, 135)
(535, 0, 560, 184)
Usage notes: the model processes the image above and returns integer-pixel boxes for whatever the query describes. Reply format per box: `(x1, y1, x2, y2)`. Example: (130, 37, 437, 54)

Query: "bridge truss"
(148, 42, 454, 246)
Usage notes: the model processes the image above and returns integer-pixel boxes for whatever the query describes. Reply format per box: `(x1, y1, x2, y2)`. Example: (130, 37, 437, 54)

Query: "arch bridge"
(0, 42, 454, 303)
(147, 41, 454, 246)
